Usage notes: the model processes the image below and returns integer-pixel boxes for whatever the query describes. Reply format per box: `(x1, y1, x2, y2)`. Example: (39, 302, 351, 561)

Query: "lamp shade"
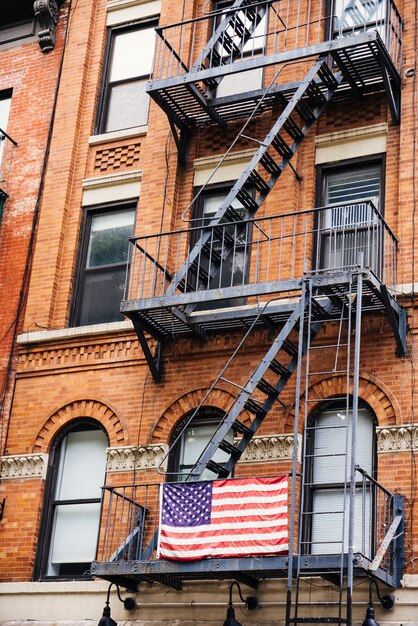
(362, 605, 380, 626)
(98, 604, 117, 626)
(224, 605, 244, 626)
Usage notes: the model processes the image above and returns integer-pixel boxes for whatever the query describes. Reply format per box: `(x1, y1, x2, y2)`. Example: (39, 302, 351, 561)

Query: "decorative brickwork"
(0, 454, 48, 480)
(93, 142, 141, 172)
(150, 388, 248, 443)
(286, 374, 398, 427)
(32, 399, 127, 452)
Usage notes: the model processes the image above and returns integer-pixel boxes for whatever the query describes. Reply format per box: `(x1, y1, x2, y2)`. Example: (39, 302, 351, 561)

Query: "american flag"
(157, 476, 288, 561)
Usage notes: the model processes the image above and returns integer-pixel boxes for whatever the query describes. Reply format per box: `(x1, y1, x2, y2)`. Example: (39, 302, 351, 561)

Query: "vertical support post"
(347, 266, 363, 626)
(285, 281, 307, 626)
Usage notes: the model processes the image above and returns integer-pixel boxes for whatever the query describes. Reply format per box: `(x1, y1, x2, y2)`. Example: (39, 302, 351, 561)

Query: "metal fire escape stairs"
(130, 56, 344, 381)
(155, 0, 273, 163)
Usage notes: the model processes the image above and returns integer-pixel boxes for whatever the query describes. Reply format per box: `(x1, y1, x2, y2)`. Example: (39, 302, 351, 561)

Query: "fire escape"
(92, 1, 405, 623)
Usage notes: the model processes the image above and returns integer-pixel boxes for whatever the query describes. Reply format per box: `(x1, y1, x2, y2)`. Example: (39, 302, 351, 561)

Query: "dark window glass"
(36, 423, 108, 579)
(193, 184, 252, 309)
(74, 206, 135, 326)
(98, 22, 157, 133)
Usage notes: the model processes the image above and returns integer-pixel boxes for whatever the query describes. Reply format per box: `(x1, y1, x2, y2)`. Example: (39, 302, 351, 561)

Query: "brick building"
(1, 0, 418, 625)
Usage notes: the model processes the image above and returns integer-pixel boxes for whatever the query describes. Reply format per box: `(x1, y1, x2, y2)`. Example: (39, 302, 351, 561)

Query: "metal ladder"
(183, 287, 334, 481)
(166, 58, 343, 299)
(286, 274, 364, 626)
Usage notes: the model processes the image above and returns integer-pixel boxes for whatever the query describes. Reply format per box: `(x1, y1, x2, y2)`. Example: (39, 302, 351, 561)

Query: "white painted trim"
(194, 149, 257, 187)
(82, 170, 142, 206)
(88, 126, 148, 145)
(17, 320, 133, 345)
(106, 0, 161, 26)
(315, 123, 388, 164)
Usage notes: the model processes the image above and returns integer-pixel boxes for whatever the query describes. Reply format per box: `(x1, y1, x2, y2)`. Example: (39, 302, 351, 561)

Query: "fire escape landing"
(93, 0, 405, 614)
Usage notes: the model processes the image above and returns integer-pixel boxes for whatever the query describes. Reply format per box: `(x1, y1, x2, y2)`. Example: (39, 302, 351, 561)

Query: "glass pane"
(311, 489, 372, 555)
(0, 97, 11, 133)
(49, 502, 101, 565)
(109, 27, 156, 82)
(55, 430, 108, 500)
(313, 407, 373, 484)
(105, 81, 150, 132)
(333, 0, 385, 32)
(78, 266, 127, 326)
(87, 209, 135, 268)
(325, 165, 381, 207)
(179, 419, 233, 480)
(216, 67, 263, 98)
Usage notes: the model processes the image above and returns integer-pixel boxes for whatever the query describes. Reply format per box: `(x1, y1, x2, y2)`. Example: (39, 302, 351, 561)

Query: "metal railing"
(151, 0, 402, 83)
(95, 475, 403, 583)
(124, 202, 398, 308)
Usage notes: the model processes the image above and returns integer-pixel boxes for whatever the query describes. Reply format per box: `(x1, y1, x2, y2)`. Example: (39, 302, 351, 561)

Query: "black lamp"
(98, 583, 137, 626)
(223, 582, 258, 626)
(361, 579, 395, 626)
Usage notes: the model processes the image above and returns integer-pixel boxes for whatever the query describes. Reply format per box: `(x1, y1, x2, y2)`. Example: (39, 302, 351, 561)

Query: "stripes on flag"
(157, 476, 288, 561)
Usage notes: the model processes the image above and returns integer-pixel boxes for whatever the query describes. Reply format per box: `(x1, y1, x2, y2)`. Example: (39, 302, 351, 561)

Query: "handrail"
(0, 127, 17, 146)
(129, 201, 397, 244)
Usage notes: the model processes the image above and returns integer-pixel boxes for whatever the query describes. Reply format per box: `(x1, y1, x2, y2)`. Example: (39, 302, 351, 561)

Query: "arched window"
(168, 407, 233, 481)
(35, 420, 108, 579)
(305, 401, 376, 556)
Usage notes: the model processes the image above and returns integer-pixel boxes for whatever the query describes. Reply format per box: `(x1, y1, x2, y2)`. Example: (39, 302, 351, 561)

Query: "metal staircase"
(167, 58, 342, 300)
(182, 287, 334, 481)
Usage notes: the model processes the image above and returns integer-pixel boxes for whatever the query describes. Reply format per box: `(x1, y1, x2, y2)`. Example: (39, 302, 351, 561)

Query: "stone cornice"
(0, 454, 48, 480)
(106, 435, 300, 473)
(239, 434, 301, 463)
(377, 424, 418, 453)
(106, 444, 169, 472)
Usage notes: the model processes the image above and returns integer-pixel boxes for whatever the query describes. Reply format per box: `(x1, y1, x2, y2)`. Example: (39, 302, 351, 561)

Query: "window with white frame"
(97, 20, 157, 133)
(169, 408, 233, 482)
(316, 157, 384, 276)
(35, 422, 108, 579)
(72, 203, 136, 326)
(0, 91, 12, 168)
(305, 403, 375, 557)
(213, 0, 266, 98)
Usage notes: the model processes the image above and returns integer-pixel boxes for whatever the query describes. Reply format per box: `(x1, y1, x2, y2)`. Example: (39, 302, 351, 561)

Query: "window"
(0, 91, 12, 166)
(331, 0, 386, 40)
(316, 158, 384, 276)
(305, 403, 375, 557)
(168, 408, 233, 481)
(73, 203, 136, 326)
(0, 4, 37, 46)
(213, 0, 266, 98)
(35, 422, 108, 579)
(193, 183, 252, 308)
(97, 21, 157, 133)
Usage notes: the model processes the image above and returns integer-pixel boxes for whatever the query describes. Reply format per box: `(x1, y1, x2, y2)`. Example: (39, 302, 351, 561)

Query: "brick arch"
(150, 387, 251, 443)
(32, 398, 127, 452)
(285, 373, 399, 429)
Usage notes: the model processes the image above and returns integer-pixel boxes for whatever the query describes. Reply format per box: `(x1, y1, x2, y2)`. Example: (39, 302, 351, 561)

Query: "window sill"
(17, 320, 134, 346)
(89, 126, 148, 146)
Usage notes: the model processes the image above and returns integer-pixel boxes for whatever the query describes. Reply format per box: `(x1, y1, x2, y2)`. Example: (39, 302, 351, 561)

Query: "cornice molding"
(0, 454, 48, 480)
(106, 435, 299, 473)
(239, 434, 301, 463)
(377, 424, 418, 454)
(33, 0, 64, 53)
(106, 444, 169, 472)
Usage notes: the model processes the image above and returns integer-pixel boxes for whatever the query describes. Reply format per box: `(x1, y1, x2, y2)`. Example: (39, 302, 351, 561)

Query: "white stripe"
(213, 482, 287, 494)
(213, 494, 287, 506)
(160, 530, 288, 546)
(212, 505, 287, 518)
(159, 543, 289, 558)
(160, 518, 287, 534)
